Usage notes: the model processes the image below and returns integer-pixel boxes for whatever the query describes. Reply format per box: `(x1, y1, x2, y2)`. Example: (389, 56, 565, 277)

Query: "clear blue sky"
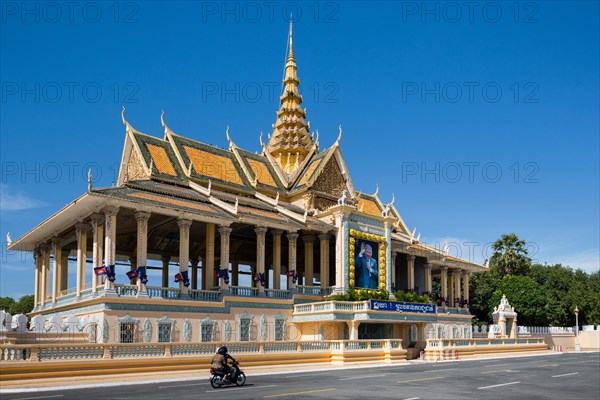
(1, 1, 598, 299)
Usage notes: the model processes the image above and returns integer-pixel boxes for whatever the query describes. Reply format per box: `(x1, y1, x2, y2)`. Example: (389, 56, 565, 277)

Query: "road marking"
(478, 381, 521, 390)
(397, 376, 444, 384)
(285, 373, 326, 378)
(537, 364, 559, 368)
(552, 372, 579, 378)
(484, 363, 509, 367)
(340, 374, 387, 381)
(205, 384, 277, 392)
(264, 388, 336, 398)
(479, 360, 499, 363)
(9, 396, 63, 400)
(403, 397, 420, 400)
(425, 368, 454, 373)
(159, 382, 209, 388)
(481, 369, 513, 374)
(577, 360, 597, 364)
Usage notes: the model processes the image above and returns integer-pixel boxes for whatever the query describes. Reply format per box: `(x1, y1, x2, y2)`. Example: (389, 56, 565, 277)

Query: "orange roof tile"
(146, 143, 177, 176)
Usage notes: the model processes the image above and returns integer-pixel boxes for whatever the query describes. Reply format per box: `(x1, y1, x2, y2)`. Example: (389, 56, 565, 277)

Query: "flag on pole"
(106, 265, 116, 282)
(292, 272, 299, 284)
(286, 270, 296, 277)
(252, 274, 261, 282)
(218, 268, 230, 284)
(174, 272, 183, 282)
(181, 270, 190, 287)
(136, 266, 148, 284)
(126, 269, 138, 280)
(259, 272, 265, 287)
(94, 266, 108, 276)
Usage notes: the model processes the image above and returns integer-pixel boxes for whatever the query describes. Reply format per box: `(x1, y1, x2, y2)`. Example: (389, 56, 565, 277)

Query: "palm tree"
(491, 233, 531, 276)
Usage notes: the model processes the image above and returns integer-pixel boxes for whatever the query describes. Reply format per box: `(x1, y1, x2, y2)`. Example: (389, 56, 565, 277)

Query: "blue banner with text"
(369, 300, 436, 314)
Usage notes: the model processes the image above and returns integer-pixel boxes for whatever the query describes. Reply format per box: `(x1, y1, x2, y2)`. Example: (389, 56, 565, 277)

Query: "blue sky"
(1, 1, 598, 299)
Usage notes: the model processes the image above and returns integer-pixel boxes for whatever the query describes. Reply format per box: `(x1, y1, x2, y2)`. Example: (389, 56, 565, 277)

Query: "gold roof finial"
(266, 20, 314, 176)
(288, 15, 294, 60)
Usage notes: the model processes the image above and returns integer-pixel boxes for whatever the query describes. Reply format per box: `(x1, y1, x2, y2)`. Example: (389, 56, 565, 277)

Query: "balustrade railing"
(188, 289, 221, 302)
(265, 288, 292, 299)
(228, 286, 258, 297)
(0, 340, 405, 363)
(425, 337, 545, 349)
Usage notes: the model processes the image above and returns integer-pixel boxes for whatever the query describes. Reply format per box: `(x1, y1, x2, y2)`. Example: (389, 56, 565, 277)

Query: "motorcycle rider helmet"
(217, 346, 227, 355)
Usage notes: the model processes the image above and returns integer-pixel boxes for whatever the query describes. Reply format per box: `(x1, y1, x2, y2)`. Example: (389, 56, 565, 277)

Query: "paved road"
(3, 352, 599, 400)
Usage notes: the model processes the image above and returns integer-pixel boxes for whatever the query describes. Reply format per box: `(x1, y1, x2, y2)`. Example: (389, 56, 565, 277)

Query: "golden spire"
(266, 18, 313, 175)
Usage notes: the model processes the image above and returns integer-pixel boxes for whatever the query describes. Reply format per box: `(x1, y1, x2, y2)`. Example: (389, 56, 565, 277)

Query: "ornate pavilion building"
(9, 23, 485, 351)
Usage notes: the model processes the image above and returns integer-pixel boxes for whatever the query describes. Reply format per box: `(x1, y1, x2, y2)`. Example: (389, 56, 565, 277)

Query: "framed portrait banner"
(349, 229, 387, 290)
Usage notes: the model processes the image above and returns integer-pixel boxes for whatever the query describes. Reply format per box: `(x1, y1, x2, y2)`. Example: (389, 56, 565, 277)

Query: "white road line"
(403, 397, 420, 400)
(159, 382, 209, 388)
(425, 368, 454, 373)
(205, 384, 277, 392)
(552, 372, 579, 378)
(9, 396, 63, 400)
(339, 374, 387, 381)
(285, 373, 326, 378)
(478, 381, 521, 390)
(484, 364, 510, 368)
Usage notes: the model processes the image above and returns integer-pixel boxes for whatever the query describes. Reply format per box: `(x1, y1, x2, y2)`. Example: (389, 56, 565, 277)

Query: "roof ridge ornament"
(373, 183, 379, 197)
(87, 168, 93, 192)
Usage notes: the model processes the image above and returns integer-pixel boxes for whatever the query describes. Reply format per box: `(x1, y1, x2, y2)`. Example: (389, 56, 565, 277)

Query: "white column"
(424, 263, 433, 295)
(90, 214, 104, 294)
(303, 235, 315, 286)
(319, 234, 330, 289)
(448, 270, 455, 306)
(103, 207, 118, 292)
(51, 238, 62, 303)
(287, 232, 298, 289)
(463, 271, 470, 308)
(454, 270, 462, 307)
(135, 212, 150, 296)
(440, 267, 448, 306)
(41, 244, 50, 304)
(407, 254, 415, 291)
(271, 230, 282, 290)
(205, 223, 215, 289)
(33, 247, 41, 306)
(255, 226, 267, 292)
(178, 219, 192, 295)
(218, 225, 232, 290)
(75, 223, 89, 298)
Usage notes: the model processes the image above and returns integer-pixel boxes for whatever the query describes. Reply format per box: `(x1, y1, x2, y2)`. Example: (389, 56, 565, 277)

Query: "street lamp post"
(574, 305, 581, 352)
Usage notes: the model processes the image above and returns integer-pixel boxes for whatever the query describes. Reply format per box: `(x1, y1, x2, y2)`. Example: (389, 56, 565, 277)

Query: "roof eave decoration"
(117, 107, 152, 186)
(189, 180, 238, 215)
(255, 191, 308, 224)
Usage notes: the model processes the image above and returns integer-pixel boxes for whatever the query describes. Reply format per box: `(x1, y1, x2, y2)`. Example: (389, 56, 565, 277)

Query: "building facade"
(9, 23, 486, 352)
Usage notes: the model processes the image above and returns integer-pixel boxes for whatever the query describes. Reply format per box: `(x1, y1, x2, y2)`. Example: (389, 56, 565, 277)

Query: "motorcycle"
(210, 360, 247, 388)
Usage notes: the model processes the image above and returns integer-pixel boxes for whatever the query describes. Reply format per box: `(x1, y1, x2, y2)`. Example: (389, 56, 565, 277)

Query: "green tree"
(491, 233, 531, 277)
(0, 297, 16, 313)
(12, 295, 35, 315)
(491, 275, 548, 326)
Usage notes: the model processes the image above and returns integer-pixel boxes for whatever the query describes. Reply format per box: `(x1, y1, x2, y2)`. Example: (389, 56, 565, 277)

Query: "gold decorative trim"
(348, 229, 386, 290)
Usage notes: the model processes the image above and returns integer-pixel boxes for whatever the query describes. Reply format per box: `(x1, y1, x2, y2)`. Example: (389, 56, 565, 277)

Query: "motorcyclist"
(211, 346, 237, 382)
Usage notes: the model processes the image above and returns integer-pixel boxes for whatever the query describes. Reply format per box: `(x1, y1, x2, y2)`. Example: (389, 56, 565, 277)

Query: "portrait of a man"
(354, 239, 379, 289)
